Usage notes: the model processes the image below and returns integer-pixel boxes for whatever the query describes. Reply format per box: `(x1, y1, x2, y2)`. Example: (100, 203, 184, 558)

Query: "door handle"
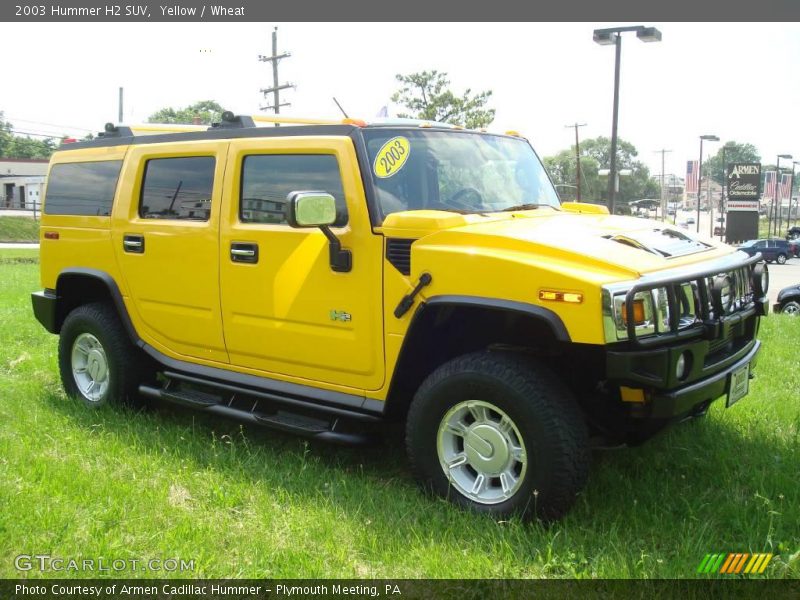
(123, 234, 145, 253)
(231, 242, 258, 264)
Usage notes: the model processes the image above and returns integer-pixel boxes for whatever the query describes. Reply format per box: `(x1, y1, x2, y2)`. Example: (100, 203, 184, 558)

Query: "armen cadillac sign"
(726, 163, 761, 207)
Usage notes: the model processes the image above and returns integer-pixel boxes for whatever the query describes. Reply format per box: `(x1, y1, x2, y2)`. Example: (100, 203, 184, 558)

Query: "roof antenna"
(332, 97, 349, 118)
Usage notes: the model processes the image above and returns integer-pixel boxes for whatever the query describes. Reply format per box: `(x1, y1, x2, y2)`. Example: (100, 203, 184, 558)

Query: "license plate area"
(726, 363, 750, 407)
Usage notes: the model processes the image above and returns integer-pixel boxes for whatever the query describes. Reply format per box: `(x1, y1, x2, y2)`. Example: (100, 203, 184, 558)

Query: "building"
(0, 158, 48, 210)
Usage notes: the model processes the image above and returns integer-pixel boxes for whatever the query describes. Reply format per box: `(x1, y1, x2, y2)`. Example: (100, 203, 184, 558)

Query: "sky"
(1, 22, 798, 181)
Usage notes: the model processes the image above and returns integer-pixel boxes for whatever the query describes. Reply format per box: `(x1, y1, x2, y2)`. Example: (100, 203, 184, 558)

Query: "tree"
(0, 112, 59, 159)
(148, 100, 224, 125)
(702, 141, 760, 183)
(543, 136, 658, 205)
(391, 71, 495, 128)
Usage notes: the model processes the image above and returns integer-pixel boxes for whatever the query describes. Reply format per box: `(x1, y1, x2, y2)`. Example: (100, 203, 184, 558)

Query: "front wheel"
(406, 352, 589, 521)
(777, 253, 787, 265)
(58, 303, 145, 408)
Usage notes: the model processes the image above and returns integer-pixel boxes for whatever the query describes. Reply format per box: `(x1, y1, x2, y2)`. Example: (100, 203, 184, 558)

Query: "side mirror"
(286, 191, 337, 228)
(285, 191, 351, 273)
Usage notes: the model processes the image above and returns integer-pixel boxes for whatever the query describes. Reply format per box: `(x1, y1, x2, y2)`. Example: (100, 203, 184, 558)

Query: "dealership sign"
(726, 163, 761, 211)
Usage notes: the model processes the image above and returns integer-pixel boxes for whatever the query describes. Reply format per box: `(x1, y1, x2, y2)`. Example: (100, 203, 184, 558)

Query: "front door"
(219, 137, 384, 391)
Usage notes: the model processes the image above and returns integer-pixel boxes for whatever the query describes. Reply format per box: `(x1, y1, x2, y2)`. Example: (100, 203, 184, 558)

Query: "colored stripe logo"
(696, 553, 773, 574)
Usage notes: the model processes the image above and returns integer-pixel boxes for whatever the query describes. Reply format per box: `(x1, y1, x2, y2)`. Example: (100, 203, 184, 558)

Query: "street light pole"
(775, 154, 793, 237)
(697, 134, 719, 233)
(593, 25, 661, 216)
(791, 161, 799, 229)
(719, 144, 726, 241)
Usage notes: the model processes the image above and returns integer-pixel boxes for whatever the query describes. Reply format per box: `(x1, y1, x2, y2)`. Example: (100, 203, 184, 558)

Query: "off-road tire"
(406, 351, 590, 521)
(58, 302, 144, 408)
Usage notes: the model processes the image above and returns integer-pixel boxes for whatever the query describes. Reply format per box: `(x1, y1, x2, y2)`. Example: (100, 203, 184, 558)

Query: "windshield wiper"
(500, 203, 547, 212)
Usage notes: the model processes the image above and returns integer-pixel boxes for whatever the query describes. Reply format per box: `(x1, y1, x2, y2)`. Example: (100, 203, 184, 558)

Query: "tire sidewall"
(781, 301, 800, 315)
(59, 307, 120, 408)
(410, 362, 579, 519)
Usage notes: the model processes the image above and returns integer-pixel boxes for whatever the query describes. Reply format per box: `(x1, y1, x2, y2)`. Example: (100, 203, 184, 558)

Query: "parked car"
(714, 226, 726, 236)
(738, 239, 794, 264)
(686, 216, 696, 224)
(773, 283, 800, 315)
(786, 226, 800, 241)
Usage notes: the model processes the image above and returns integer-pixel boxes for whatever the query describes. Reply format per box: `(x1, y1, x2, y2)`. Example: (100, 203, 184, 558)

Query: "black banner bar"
(2, 579, 799, 600)
(2, 0, 800, 22)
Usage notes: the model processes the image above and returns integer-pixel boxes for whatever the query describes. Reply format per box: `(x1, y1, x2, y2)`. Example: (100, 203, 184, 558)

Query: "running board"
(138, 384, 376, 445)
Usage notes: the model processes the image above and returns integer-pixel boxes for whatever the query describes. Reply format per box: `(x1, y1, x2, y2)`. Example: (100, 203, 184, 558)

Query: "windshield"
(362, 129, 560, 221)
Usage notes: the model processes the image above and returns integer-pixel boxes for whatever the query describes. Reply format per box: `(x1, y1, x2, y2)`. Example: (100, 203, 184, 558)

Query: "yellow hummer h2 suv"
(32, 113, 769, 520)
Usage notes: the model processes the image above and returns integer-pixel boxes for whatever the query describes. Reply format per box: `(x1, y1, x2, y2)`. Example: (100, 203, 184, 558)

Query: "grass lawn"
(0, 216, 40, 243)
(0, 248, 798, 579)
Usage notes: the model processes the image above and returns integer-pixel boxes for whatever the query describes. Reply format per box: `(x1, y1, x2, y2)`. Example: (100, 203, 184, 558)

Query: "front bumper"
(606, 310, 762, 419)
(644, 339, 759, 418)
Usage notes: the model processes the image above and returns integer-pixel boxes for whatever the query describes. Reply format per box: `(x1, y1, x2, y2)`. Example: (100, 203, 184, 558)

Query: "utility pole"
(654, 149, 671, 221)
(118, 87, 123, 123)
(565, 123, 586, 201)
(258, 27, 294, 118)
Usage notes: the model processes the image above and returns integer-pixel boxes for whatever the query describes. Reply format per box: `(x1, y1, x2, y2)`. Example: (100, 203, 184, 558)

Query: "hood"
(380, 208, 736, 281)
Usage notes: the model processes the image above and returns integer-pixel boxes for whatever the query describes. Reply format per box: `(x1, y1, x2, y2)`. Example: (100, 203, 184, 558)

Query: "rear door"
(113, 141, 229, 363)
(218, 136, 384, 391)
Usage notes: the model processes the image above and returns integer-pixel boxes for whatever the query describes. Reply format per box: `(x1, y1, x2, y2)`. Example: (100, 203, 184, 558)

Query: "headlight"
(711, 274, 734, 315)
(752, 262, 769, 298)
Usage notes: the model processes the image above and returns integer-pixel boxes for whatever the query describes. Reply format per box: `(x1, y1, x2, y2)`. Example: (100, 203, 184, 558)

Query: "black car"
(738, 239, 795, 264)
(787, 226, 800, 241)
(773, 283, 800, 315)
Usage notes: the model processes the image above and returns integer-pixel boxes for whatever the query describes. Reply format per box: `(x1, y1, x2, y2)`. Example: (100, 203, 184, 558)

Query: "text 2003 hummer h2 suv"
(32, 113, 769, 520)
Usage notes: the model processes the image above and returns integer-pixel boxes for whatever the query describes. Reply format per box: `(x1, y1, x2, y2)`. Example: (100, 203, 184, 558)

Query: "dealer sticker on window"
(373, 136, 410, 178)
(726, 363, 750, 408)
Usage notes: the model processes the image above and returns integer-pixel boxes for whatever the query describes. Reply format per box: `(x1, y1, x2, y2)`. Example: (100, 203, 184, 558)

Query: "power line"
(5, 116, 93, 132)
(8, 128, 64, 139)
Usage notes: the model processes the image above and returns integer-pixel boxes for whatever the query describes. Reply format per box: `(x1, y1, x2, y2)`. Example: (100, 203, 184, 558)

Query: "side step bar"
(139, 381, 379, 445)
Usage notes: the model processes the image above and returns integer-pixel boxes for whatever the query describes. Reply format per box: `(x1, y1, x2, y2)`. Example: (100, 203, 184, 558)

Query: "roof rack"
(252, 115, 341, 126)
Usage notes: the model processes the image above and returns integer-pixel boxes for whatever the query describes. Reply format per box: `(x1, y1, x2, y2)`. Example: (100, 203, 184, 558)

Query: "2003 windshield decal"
(373, 137, 410, 179)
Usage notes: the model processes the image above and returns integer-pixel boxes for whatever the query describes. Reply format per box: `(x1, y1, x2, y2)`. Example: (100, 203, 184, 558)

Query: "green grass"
(0, 248, 798, 579)
(0, 216, 40, 242)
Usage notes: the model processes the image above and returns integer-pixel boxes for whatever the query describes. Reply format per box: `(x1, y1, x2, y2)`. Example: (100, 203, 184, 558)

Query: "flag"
(763, 171, 776, 198)
(375, 106, 388, 118)
(685, 160, 699, 193)
(780, 173, 791, 200)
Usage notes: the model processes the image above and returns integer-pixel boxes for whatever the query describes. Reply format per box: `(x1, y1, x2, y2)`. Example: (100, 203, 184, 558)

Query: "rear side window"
(240, 154, 347, 225)
(139, 156, 215, 220)
(44, 161, 122, 216)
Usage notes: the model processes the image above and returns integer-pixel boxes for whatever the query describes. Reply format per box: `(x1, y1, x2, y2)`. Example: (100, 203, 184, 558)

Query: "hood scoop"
(604, 228, 711, 258)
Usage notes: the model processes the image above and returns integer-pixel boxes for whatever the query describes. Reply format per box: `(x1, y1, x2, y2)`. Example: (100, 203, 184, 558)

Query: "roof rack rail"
(129, 124, 208, 134)
(252, 115, 341, 126)
(210, 111, 256, 130)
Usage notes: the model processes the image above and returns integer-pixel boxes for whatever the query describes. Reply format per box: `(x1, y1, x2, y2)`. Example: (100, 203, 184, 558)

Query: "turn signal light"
(621, 298, 646, 326)
(539, 290, 583, 303)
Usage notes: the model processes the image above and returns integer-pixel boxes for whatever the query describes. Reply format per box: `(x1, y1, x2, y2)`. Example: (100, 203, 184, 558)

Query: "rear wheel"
(406, 351, 590, 521)
(58, 303, 144, 408)
(780, 300, 800, 316)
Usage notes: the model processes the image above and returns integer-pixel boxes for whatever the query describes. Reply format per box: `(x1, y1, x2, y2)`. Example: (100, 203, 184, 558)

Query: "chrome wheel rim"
(784, 303, 800, 315)
(437, 400, 527, 505)
(71, 333, 109, 402)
